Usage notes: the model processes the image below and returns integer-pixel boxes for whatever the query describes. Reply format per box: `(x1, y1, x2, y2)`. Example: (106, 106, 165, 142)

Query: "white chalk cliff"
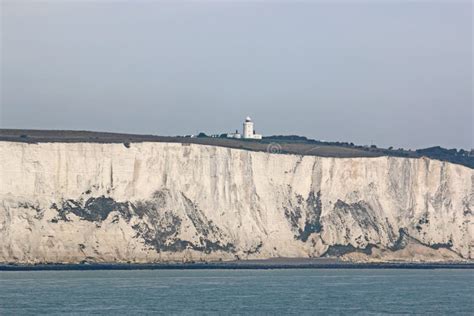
(0, 141, 472, 264)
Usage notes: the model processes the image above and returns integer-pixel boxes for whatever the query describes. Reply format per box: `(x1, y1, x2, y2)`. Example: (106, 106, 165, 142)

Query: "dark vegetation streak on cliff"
(49, 192, 236, 255)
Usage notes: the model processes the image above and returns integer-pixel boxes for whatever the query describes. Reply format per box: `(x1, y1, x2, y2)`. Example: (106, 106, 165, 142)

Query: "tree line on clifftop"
(194, 132, 473, 169)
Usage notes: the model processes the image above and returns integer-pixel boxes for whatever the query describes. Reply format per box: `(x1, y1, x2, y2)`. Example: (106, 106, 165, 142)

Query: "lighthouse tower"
(241, 116, 262, 139)
(243, 116, 254, 139)
(227, 116, 262, 140)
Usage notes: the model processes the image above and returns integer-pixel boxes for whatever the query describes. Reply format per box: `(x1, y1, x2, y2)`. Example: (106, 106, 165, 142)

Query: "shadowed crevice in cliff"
(132, 213, 186, 252)
(51, 197, 133, 222)
(389, 228, 412, 251)
(430, 163, 452, 212)
(284, 191, 323, 242)
(321, 200, 390, 256)
(390, 228, 458, 255)
(180, 193, 236, 253)
(297, 191, 323, 242)
(132, 190, 236, 254)
(181, 193, 221, 238)
(332, 199, 380, 234)
(284, 194, 303, 231)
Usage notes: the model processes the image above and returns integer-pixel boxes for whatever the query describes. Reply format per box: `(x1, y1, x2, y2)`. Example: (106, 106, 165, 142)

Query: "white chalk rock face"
(0, 141, 472, 264)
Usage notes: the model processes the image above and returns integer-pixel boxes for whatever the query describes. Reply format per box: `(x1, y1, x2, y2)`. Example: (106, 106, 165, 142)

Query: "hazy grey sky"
(1, 0, 472, 149)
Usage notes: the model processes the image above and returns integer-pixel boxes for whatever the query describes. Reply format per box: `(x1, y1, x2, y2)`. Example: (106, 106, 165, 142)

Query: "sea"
(0, 269, 472, 315)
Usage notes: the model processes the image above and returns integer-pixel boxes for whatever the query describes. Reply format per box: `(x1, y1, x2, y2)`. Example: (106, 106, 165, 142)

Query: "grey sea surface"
(0, 269, 472, 315)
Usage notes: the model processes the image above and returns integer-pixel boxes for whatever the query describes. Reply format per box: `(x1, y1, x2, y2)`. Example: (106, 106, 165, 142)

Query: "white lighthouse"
(227, 116, 262, 140)
(243, 116, 254, 139)
(242, 116, 262, 140)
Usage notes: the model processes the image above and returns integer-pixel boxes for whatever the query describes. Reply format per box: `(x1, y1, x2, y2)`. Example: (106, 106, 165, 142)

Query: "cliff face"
(0, 141, 472, 264)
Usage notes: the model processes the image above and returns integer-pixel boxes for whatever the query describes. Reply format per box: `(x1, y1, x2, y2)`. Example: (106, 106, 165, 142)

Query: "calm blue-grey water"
(0, 269, 472, 315)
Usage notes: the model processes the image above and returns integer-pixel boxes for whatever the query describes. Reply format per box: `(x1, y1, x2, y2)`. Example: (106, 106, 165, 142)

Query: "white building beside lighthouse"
(228, 116, 262, 140)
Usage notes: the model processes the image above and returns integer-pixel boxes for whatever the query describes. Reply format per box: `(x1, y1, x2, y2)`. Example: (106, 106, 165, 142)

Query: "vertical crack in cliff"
(110, 163, 114, 189)
(431, 163, 452, 212)
(284, 191, 323, 242)
(180, 193, 235, 254)
(333, 199, 380, 235)
(181, 193, 217, 238)
(321, 199, 382, 252)
(297, 191, 323, 242)
(389, 228, 410, 251)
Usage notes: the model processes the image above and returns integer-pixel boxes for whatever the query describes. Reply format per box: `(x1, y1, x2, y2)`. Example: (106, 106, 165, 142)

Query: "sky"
(1, 0, 472, 150)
